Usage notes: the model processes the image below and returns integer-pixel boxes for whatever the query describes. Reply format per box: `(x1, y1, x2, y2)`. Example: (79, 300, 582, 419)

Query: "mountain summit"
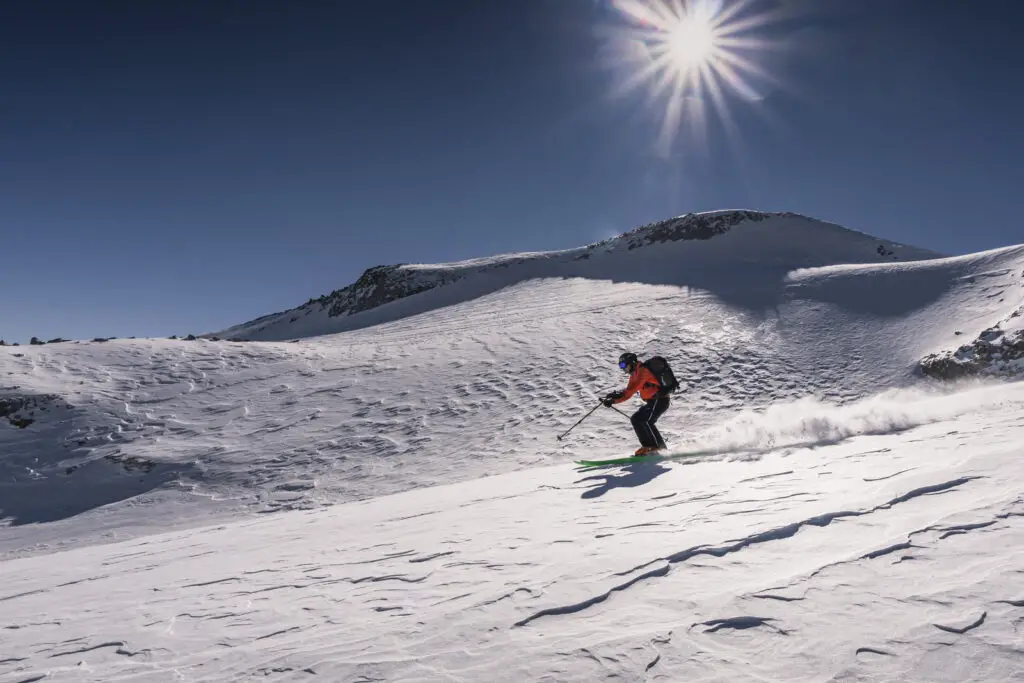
(216, 210, 940, 342)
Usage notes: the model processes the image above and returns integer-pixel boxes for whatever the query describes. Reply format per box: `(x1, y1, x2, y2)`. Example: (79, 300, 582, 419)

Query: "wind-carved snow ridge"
(514, 477, 980, 627)
(696, 616, 789, 635)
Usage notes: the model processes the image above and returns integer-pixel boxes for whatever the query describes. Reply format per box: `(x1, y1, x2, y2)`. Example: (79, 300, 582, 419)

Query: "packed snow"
(2, 211, 1023, 682)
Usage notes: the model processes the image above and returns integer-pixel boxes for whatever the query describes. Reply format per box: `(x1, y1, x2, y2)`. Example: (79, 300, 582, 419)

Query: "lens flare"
(666, 11, 716, 67)
(602, 0, 785, 155)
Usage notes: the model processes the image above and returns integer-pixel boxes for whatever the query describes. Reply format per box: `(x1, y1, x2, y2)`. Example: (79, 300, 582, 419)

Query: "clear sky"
(3, 0, 1023, 343)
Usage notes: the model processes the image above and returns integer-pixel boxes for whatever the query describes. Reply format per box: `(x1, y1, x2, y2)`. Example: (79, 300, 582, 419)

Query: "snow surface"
(2, 213, 1024, 681)
(2, 383, 1023, 682)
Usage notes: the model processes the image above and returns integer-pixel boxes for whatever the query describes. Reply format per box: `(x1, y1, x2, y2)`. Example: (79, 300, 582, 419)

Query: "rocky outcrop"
(319, 265, 465, 319)
(613, 210, 770, 251)
(920, 309, 1024, 379)
(0, 393, 62, 429)
(61, 453, 158, 475)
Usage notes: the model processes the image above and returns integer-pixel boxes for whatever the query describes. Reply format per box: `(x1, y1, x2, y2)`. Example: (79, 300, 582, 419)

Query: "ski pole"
(557, 401, 602, 441)
(609, 405, 631, 421)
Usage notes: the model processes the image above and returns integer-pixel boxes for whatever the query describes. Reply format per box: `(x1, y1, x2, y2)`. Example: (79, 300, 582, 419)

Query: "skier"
(602, 352, 671, 456)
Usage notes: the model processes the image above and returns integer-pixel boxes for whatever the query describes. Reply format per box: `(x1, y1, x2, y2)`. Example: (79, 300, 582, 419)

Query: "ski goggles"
(619, 361, 630, 370)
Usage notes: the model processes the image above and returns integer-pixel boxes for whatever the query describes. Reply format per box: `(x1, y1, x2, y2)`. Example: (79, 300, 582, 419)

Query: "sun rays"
(602, 0, 784, 155)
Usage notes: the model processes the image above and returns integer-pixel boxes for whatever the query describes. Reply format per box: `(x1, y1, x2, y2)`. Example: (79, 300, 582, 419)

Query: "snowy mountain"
(2, 210, 1024, 682)
(215, 210, 939, 341)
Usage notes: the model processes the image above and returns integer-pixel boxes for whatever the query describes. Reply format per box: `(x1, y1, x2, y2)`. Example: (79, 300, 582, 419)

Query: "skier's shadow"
(575, 461, 670, 499)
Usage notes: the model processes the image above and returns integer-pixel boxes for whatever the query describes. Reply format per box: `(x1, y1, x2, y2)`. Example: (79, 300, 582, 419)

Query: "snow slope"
(2, 381, 1023, 682)
(2, 210, 1024, 681)
(2, 216, 1023, 555)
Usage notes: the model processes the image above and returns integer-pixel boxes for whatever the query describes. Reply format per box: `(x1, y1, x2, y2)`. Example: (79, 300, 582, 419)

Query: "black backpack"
(642, 356, 680, 396)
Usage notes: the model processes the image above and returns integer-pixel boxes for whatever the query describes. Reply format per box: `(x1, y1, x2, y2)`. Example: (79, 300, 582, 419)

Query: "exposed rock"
(29, 337, 44, 345)
(103, 453, 157, 473)
(319, 264, 464, 319)
(616, 210, 770, 251)
(921, 314, 1024, 379)
(62, 451, 157, 476)
(0, 393, 62, 429)
(0, 397, 27, 419)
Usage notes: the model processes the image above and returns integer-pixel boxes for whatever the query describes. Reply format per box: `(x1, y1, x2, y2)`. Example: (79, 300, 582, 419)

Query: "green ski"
(575, 451, 714, 467)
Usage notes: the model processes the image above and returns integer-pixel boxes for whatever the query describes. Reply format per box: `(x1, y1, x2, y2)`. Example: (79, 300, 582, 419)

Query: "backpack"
(642, 356, 680, 396)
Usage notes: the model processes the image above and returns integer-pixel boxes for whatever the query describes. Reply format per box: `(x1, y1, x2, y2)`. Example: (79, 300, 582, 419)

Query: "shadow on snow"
(576, 461, 671, 499)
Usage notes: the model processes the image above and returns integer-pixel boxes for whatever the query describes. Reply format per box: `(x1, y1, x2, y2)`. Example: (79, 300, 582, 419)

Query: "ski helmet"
(618, 352, 638, 372)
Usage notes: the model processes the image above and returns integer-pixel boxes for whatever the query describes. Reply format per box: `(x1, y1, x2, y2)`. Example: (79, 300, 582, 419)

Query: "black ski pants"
(631, 396, 669, 449)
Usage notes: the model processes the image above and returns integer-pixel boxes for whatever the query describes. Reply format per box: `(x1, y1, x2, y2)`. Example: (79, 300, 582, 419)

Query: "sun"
(602, 0, 783, 154)
(666, 13, 717, 68)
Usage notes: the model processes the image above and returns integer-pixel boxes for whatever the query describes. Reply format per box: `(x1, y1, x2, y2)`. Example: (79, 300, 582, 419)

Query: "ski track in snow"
(2, 216, 1024, 681)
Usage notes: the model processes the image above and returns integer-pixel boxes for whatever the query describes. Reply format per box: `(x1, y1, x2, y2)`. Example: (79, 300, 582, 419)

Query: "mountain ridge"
(216, 209, 940, 342)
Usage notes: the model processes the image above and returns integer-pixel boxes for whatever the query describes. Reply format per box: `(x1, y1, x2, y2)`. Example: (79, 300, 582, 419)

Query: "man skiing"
(602, 352, 671, 456)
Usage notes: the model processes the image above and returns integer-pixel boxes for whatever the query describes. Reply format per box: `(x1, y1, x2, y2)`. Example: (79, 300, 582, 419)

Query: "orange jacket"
(615, 365, 662, 403)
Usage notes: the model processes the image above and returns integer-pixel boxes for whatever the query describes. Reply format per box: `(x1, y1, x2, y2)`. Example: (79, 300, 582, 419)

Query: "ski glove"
(602, 391, 623, 407)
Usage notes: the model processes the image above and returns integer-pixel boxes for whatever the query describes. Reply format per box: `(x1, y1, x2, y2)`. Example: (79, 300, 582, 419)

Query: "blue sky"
(2, 0, 1023, 342)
